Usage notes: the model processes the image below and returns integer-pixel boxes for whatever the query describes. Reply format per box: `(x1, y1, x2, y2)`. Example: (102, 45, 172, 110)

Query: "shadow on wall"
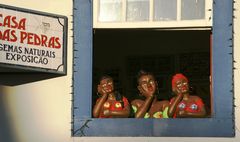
(0, 73, 64, 86)
(0, 87, 16, 142)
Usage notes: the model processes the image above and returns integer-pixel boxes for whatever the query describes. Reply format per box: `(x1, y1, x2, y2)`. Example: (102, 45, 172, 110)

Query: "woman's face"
(173, 78, 189, 94)
(99, 78, 114, 94)
(138, 75, 156, 97)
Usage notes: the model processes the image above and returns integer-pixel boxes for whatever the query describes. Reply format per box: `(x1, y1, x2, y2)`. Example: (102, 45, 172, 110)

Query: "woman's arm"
(132, 96, 154, 118)
(105, 103, 130, 118)
(93, 85, 108, 118)
(168, 94, 183, 118)
(93, 93, 108, 118)
(177, 107, 206, 118)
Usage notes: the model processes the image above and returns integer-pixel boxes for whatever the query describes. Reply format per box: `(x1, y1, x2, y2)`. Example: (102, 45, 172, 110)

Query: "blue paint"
(73, 0, 234, 137)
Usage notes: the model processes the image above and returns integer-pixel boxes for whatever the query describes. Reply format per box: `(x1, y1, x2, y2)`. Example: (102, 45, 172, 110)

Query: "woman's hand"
(168, 94, 183, 118)
(97, 85, 106, 96)
(103, 109, 110, 116)
(177, 110, 186, 116)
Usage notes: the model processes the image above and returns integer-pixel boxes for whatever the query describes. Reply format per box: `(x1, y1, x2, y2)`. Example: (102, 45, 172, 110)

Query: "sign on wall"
(0, 4, 67, 74)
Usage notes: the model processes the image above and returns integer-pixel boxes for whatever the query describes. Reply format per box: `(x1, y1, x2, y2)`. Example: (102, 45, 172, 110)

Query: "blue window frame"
(72, 0, 234, 137)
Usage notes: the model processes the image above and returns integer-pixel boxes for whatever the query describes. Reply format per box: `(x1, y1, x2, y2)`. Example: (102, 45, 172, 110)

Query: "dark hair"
(136, 70, 155, 84)
(99, 75, 124, 108)
(99, 75, 113, 83)
(136, 70, 160, 98)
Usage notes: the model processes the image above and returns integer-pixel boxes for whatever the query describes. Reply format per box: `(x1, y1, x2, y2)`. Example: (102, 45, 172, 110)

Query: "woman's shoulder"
(156, 100, 169, 105)
(189, 95, 203, 101)
(131, 99, 144, 107)
(122, 96, 129, 101)
(155, 100, 169, 109)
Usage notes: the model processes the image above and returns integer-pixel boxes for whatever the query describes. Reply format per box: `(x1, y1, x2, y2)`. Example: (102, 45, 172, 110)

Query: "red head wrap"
(172, 73, 188, 90)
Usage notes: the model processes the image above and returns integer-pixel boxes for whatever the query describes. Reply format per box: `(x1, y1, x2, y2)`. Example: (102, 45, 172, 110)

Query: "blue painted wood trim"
(72, 0, 93, 135)
(72, 0, 234, 137)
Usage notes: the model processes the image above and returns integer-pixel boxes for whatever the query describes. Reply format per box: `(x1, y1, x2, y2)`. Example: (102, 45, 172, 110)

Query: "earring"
(96, 92, 101, 97)
(155, 82, 160, 96)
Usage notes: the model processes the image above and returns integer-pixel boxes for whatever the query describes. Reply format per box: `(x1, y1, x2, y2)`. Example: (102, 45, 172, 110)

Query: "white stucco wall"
(0, 0, 239, 142)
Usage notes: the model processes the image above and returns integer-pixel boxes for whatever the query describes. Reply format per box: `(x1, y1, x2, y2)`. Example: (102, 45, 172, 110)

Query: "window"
(92, 29, 212, 117)
(72, 0, 234, 137)
(93, 0, 212, 28)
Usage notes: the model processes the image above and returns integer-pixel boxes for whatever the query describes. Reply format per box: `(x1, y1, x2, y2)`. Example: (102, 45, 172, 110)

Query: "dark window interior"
(93, 29, 211, 117)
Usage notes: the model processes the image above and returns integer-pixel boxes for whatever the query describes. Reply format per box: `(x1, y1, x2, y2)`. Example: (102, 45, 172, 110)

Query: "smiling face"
(99, 77, 114, 94)
(172, 76, 189, 95)
(138, 74, 157, 97)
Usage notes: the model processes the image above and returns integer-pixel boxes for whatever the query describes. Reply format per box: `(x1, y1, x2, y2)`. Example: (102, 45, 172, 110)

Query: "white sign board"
(0, 5, 67, 74)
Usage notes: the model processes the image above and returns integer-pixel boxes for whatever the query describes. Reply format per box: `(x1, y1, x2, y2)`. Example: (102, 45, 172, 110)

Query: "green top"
(132, 105, 169, 118)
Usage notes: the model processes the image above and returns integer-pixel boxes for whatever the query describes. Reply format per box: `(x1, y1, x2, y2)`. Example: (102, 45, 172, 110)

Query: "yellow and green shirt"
(132, 105, 169, 118)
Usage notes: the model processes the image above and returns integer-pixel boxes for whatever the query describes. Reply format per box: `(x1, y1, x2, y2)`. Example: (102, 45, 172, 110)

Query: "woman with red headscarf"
(168, 73, 206, 118)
